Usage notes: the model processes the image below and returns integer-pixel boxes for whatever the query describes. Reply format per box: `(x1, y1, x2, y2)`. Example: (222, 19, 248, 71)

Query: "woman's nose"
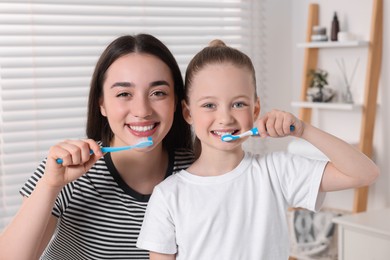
(131, 95, 152, 118)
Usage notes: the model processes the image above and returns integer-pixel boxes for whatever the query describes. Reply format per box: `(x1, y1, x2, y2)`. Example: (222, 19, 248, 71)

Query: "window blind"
(0, 0, 265, 231)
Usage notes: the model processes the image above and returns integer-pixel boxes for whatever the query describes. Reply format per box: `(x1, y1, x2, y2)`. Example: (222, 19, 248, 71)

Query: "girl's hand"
(256, 109, 304, 138)
(42, 139, 103, 189)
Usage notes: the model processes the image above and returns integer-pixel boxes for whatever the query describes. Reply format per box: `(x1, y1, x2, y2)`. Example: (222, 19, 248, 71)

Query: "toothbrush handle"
(56, 149, 94, 164)
(55, 147, 128, 164)
(56, 138, 153, 164)
(251, 127, 259, 135)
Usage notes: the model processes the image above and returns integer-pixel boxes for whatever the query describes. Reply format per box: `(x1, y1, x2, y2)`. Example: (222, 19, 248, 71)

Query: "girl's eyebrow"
(111, 80, 170, 88)
(196, 96, 216, 102)
(197, 94, 251, 102)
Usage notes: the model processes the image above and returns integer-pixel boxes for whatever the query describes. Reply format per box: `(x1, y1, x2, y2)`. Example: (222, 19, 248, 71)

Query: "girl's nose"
(218, 107, 234, 125)
(132, 95, 152, 118)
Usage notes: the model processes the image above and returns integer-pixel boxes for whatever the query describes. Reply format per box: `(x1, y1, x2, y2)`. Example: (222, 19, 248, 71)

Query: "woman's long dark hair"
(86, 34, 193, 151)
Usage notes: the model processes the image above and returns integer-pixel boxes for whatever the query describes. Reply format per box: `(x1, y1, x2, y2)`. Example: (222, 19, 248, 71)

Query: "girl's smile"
(211, 129, 239, 137)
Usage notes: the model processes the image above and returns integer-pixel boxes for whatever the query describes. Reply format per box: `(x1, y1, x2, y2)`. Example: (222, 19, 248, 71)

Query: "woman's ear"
(181, 100, 193, 124)
(99, 97, 107, 117)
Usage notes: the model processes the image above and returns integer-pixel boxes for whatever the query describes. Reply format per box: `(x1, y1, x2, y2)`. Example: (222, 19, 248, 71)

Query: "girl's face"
(183, 63, 260, 152)
(100, 53, 176, 150)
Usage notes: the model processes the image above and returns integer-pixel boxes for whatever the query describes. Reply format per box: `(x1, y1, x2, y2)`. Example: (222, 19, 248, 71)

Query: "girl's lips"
(127, 122, 159, 137)
(211, 129, 239, 136)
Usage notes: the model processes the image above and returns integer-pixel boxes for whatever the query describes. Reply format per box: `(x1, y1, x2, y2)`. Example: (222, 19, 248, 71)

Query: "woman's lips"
(127, 122, 159, 137)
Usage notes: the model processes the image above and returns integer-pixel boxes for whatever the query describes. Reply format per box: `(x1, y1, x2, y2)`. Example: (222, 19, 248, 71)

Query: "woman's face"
(100, 53, 176, 150)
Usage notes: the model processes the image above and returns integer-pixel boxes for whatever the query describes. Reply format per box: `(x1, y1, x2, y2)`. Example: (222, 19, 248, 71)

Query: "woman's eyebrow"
(150, 80, 170, 87)
(111, 82, 133, 88)
(110, 80, 170, 88)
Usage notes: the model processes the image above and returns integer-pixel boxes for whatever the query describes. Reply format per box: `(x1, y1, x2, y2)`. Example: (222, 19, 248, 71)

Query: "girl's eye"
(202, 103, 216, 109)
(232, 102, 247, 108)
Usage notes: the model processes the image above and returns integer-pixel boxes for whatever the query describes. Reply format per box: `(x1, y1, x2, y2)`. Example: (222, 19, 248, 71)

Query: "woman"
(0, 34, 194, 260)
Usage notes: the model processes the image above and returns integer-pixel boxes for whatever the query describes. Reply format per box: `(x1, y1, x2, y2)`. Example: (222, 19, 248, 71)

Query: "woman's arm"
(0, 139, 103, 259)
(0, 181, 60, 260)
(256, 109, 379, 192)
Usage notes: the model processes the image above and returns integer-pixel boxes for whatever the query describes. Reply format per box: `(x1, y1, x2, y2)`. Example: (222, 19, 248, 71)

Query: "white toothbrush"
(221, 126, 295, 142)
(56, 136, 153, 164)
(221, 128, 259, 142)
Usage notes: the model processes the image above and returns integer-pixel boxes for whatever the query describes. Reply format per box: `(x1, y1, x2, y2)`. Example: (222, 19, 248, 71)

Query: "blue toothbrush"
(221, 125, 295, 142)
(56, 137, 153, 164)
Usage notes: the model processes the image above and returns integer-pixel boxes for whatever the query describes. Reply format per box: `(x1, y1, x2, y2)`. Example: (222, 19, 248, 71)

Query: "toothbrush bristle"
(222, 136, 233, 142)
(136, 136, 153, 147)
(221, 134, 238, 142)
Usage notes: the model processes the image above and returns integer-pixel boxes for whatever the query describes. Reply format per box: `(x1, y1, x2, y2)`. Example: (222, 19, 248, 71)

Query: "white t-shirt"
(137, 151, 327, 260)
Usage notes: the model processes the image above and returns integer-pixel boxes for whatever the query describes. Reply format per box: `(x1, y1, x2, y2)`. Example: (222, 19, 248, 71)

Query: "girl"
(0, 34, 194, 259)
(136, 40, 379, 259)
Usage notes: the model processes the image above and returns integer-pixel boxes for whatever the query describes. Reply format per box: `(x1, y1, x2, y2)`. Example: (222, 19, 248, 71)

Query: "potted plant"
(307, 69, 335, 102)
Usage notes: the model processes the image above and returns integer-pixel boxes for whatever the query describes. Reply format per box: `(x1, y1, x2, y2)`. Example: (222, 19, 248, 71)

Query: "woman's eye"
(151, 91, 167, 97)
(116, 92, 132, 98)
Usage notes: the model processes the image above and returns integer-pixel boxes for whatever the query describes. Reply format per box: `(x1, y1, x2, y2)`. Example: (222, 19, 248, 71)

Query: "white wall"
(260, 0, 389, 211)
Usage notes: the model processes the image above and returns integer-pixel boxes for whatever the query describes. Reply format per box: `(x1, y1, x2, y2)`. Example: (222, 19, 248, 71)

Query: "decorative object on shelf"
(331, 12, 340, 41)
(337, 31, 354, 42)
(288, 208, 341, 259)
(311, 26, 328, 42)
(335, 57, 360, 104)
(307, 69, 335, 102)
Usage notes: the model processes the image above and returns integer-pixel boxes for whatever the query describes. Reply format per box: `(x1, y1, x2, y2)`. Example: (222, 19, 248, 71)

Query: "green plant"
(309, 69, 328, 89)
(307, 69, 334, 102)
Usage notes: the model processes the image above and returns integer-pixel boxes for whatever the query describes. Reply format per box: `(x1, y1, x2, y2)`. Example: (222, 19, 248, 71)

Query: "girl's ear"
(254, 97, 260, 120)
(181, 100, 193, 124)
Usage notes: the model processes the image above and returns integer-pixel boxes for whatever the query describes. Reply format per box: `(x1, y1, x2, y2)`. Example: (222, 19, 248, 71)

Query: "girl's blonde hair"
(184, 39, 257, 103)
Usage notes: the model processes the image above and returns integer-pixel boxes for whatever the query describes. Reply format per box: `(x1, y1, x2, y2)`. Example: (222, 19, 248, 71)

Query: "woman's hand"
(256, 109, 304, 138)
(42, 139, 103, 189)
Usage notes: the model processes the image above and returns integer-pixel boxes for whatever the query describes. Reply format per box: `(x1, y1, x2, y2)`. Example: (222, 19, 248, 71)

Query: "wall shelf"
(289, 2, 382, 259)
(294, 0, 382, 213)
(297, 41, 369, 48)
(291, 101, 361, 111)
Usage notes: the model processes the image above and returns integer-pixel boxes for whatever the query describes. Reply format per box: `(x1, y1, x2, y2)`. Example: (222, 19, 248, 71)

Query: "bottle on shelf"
(331, 12, 340, 41)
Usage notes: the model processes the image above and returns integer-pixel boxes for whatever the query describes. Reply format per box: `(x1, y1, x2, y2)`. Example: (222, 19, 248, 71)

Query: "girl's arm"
(300, 123, 379, 192)
(256, 109, 379, 192)
(0, 139, 103, 259)
(150, 252, 175, 260)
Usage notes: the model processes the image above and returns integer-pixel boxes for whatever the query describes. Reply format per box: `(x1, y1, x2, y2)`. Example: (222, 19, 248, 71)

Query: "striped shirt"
(20, 148, 194, 260)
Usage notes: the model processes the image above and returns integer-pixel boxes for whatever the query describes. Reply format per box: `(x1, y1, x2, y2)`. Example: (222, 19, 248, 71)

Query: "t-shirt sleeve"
(267, 152, 327, 212)
(136, 186, 177, 254)
(19, 158, 72, 218)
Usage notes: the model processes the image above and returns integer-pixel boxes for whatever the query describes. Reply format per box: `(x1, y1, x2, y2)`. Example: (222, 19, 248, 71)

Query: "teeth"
(129, 124, 154, 132)
(213, 131, 233, 136)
